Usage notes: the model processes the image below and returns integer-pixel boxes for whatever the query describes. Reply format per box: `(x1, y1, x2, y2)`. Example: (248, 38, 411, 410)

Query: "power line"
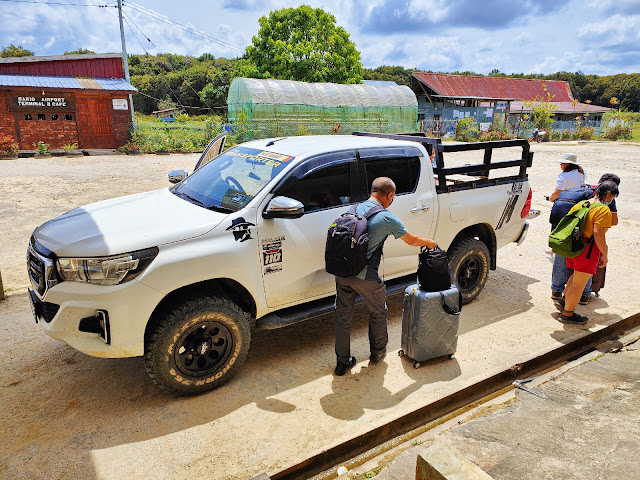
(135, 89, 226, 110)
(122, 8, 217, 114)
(0, 0, 115, 6)
(122, 1, 244, 53)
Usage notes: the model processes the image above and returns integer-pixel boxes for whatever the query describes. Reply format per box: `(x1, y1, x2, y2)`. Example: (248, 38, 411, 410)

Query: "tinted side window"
(277, 163, 351, 213)
(361, 157, 421, 194)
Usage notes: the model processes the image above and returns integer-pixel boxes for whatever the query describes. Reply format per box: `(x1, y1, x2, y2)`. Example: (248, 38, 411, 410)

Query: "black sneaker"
(369, 350, 387, 363)
(559, 312, 588, 324)
(334, 356, 356, 376)
(551, 291, 562, 300)
(554, 298, 565, 312)
(579, 294, 591, 305)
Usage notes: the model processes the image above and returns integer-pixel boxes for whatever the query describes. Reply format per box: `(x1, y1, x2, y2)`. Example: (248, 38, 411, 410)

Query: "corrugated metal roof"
(413, 73, 574, 102)
(0, 74, 136, 92)
(0, 53, 122, 64)
(510, 100, 610, 114)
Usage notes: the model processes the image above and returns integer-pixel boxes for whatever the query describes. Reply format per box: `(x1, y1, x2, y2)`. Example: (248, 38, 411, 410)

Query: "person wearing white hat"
(547, 153, 587, 202)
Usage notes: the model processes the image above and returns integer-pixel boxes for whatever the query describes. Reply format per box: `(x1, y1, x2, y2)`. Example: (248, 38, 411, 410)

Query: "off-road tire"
(144, 296, 250, 396)
(448, 237, 490, 305)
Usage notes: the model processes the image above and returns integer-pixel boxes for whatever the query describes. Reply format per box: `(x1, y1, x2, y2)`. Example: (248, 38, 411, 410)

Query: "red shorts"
(566, 241, 601, 275)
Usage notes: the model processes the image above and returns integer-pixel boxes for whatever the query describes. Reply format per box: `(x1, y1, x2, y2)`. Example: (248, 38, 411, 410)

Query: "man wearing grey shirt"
(333, 177, 438, 376)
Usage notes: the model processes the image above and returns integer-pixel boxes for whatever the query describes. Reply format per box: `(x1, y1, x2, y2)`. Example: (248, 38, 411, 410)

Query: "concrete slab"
(1, 143, 639, 480)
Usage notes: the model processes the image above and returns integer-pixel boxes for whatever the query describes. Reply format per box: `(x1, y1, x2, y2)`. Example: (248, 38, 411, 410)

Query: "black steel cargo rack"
(352, 132, 534, 194)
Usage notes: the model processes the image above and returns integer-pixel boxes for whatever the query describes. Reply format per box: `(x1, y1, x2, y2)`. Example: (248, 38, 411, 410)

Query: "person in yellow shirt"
(554, 181, 619, 323)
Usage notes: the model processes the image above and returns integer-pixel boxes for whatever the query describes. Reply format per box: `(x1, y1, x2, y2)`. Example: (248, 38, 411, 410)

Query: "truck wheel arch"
(448, 224, 497, 270)
(145, 278, 257, 343)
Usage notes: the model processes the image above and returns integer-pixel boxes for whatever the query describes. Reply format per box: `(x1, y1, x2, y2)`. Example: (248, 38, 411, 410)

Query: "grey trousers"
(334, 275, 388, 364)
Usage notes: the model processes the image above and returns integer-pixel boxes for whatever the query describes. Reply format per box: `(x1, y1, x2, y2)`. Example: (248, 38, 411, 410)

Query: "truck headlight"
(57, 247, 158, 286)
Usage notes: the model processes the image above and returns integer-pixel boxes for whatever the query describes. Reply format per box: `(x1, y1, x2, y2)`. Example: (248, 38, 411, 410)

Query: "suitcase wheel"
(398, 349, 405, 358)
(448, 354, 454, 359)
(413, 361, 421, 369)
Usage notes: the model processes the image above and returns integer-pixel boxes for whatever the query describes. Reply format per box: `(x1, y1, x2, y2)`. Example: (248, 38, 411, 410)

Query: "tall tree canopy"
(245, 6, 363, 84)
(64, 48, 95, 55)
(1, 44, 34, 57)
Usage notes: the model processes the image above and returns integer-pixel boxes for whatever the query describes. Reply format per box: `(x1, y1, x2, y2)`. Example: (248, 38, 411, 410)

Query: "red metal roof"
(510, 101, 610, 114)
(413, 72, 574, 102)
(0, 54, 124, 79)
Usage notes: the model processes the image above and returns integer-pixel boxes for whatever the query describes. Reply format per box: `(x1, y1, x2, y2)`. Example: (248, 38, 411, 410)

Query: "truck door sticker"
(261, 237, 284, 274)
(496, 182, 523, 229)
(226, 217, 255, 242)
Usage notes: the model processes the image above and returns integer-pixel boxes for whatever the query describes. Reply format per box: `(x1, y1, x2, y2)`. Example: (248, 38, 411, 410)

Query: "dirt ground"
(1, 141, 639, 479)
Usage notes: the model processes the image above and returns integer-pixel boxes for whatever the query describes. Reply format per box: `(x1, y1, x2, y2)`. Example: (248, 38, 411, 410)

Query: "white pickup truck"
(27, 132, 534, 395)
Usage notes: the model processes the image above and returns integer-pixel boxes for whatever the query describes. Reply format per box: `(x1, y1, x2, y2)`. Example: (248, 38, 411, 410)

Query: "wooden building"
(0, 53, 137, 150)
(411, 73, 609, 135)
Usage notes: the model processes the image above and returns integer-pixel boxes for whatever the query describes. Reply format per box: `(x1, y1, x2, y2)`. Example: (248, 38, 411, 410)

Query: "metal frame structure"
(352, 132, 533, 194)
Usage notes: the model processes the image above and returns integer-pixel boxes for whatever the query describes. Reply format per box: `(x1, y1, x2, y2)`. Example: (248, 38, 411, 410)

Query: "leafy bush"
(560, 129, 573, 140)
(602, 124, 632, 140)
(62, 142, 78, 153)
(574, 126, 594, 140)
(478, 130, 514, 141)
(455, 117, 480, 142)
(550, 131, 563, 141)
(34, 140, 50, 154)
(0, 134, 19, 156)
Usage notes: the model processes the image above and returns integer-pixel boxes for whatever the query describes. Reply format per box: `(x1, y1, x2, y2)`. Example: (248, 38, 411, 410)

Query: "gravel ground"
(0, 140, 639, 480)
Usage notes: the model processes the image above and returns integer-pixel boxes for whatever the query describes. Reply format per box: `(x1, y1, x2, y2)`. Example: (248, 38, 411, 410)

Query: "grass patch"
(362, 465, 384, 478)
(632, 124, 640, 142)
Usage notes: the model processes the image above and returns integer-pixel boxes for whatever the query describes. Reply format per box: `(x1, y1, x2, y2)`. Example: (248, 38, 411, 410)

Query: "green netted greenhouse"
(227, 77, 418, 139)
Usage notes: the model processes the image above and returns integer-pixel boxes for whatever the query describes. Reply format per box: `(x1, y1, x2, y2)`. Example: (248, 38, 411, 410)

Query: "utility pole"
(117, 0, 135, 128)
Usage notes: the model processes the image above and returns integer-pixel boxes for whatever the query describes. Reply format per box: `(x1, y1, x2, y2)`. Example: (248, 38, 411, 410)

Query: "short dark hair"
(598, 173, 620, 185)
(595, 180, 619, 199)
(371, 177, 396, 196)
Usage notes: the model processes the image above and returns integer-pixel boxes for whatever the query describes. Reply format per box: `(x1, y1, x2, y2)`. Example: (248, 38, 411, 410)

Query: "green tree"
(245, 6, 363, 84)
(1, 44, 34, 57)
(64, 48, 95, 55)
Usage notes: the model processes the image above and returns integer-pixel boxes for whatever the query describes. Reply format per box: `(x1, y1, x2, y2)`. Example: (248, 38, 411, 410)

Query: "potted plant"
(0, 134, 19, 160)
(34, 141, 51, 159)
(62, 142, 83, 157)
(124, 142, 141, 155)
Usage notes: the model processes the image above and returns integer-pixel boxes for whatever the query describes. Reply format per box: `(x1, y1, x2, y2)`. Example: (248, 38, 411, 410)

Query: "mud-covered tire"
(144, 296, 250, 396)
(448, 237, 490, 305)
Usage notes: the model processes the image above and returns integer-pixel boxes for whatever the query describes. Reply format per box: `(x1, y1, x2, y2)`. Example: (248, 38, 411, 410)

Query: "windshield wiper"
(173, 191, 234, 213)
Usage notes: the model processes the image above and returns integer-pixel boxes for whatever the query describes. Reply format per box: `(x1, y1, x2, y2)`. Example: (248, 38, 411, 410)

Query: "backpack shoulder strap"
(362, 204, 385, 219)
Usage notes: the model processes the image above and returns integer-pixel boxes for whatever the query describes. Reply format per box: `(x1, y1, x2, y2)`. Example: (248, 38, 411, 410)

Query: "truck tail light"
(521, 188, 532, 218)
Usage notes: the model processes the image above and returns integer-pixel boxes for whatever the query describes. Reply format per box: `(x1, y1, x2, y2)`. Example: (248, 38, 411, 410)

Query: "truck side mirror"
(168, 169, 188, 184)
(263, 196, 304, 219)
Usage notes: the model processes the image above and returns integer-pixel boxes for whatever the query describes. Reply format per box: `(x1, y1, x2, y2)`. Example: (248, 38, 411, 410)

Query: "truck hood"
(34, 188, 228, 257)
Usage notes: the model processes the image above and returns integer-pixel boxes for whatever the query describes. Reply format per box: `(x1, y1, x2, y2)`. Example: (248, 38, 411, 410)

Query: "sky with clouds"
(1, 0, 639, 76)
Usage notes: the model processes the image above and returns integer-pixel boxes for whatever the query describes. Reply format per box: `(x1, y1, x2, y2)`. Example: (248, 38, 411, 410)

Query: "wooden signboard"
(7, 93, 76, 112)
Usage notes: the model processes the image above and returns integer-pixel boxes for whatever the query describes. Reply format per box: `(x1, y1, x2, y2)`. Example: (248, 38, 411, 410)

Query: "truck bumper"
(515, 221, 530, 246)
(28, 280, 164, 358)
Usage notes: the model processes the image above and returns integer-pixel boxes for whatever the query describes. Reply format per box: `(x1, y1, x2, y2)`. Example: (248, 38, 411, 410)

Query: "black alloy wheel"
(174, 321, 233, 377)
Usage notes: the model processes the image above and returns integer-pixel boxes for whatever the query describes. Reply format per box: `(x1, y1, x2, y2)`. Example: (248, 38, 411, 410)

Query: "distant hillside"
(126, 53, 640, 115)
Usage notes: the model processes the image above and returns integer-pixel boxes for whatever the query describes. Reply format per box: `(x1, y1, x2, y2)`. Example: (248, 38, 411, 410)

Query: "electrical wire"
(0, 0, 114, 6)
(122, 0, 244, 53)
(122, 8, 217, 113)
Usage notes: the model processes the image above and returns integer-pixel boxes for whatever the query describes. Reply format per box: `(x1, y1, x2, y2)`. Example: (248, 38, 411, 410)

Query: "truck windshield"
(172, 146, 294, 212)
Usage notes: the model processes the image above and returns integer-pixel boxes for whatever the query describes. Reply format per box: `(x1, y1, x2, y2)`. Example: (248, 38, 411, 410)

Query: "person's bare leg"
(563, 271, 591, 315)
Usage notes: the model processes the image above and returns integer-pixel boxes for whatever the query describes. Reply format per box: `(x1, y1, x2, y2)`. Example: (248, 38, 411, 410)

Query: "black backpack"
(325, 204, 384, 277)
(417, 246, 453, 292)
(549, 185, 594, 228)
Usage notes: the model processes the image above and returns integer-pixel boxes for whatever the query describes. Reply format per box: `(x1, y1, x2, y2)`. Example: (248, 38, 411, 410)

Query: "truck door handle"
(411, 206, 430, 213)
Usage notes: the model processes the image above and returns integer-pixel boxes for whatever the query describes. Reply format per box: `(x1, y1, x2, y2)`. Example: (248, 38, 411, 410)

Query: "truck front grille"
(27, 247, 46, 296)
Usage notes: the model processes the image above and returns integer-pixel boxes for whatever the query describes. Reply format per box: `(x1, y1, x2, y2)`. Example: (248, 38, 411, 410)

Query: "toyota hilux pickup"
(27, 132, 534, 395)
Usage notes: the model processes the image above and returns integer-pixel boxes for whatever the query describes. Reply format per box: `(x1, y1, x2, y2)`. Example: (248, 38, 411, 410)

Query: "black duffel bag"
(417, 246, 452, 292)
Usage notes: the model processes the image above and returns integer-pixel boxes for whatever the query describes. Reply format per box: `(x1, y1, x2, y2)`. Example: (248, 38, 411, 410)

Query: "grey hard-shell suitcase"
(399, 284, 461, 368)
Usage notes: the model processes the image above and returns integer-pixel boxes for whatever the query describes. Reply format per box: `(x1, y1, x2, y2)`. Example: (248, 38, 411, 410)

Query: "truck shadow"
(0, 266, 540, 479)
